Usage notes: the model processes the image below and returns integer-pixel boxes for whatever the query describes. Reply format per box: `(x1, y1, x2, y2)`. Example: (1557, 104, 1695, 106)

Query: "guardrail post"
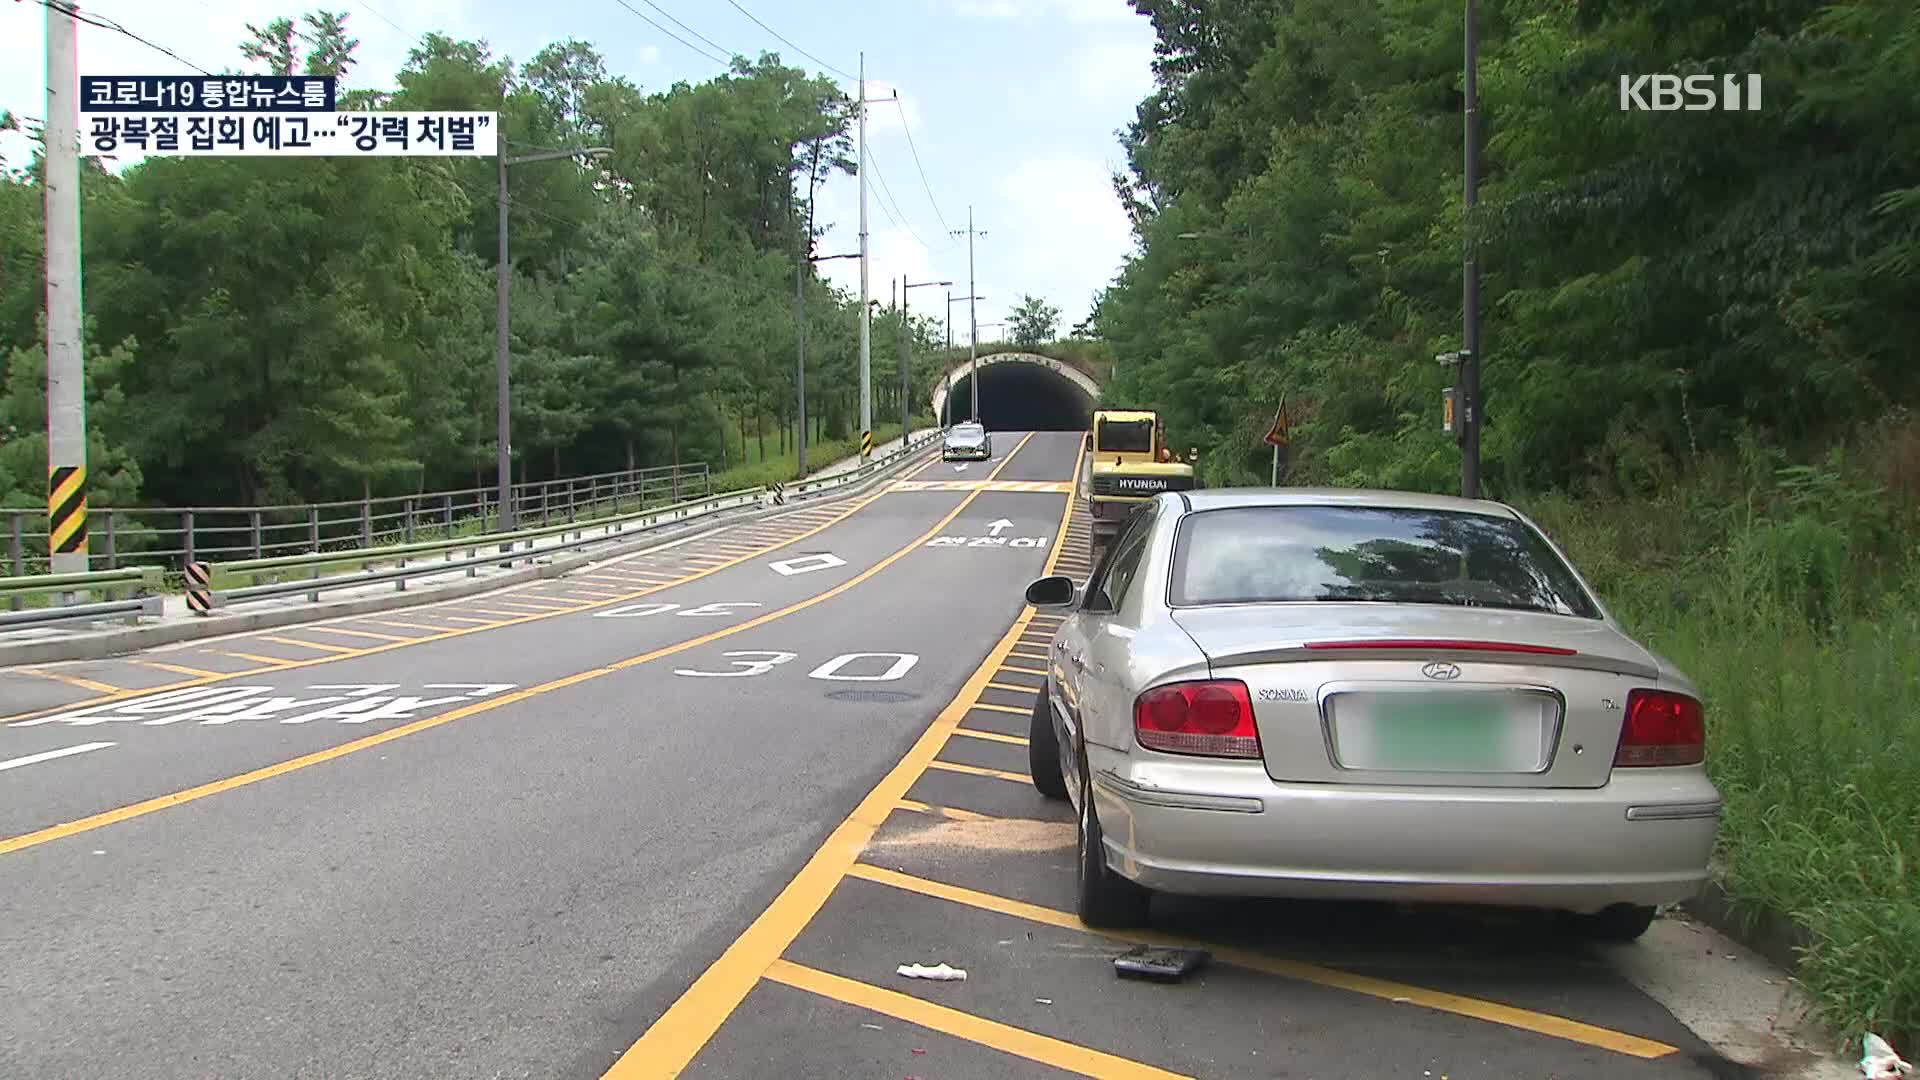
(567, 481, 577, 526)
(8, 513, 20, 611)
(397, 498, 414, 592)
(306, 507, 321, 601)
(443, 496, 454, 559)
(250, 510, 264, 560)
(183, 510, 196, 568)
(404, 499, 415, 544)
(103, 511, 117, 570)
(359, 497, 372, 548)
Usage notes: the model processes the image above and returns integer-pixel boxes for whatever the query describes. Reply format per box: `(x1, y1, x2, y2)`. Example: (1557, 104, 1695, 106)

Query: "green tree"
(1008, 294, 1061, 348)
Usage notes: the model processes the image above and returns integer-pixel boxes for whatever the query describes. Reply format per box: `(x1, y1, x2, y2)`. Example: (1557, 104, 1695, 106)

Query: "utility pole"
(1460, 0, 1483, 499)
(951, 209, 987, 425)
(794, 256, 808, 478)
(45, 1, 87, 573)
(856, 52, 872, 462)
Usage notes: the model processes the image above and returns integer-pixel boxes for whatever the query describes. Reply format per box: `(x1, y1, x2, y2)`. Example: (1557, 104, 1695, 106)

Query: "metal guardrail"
(2, 461, 711, 579)
(0, 431, 944, 634)
(0, 566, 165, 628)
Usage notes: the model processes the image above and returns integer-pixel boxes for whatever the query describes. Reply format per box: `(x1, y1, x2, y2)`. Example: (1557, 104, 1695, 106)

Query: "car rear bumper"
(942, 446, 990, 459)
(1086, 749, 1720, 914)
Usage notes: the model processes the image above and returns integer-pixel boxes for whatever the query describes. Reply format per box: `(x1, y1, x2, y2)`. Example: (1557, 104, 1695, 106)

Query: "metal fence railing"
(3, 462, 710, 586)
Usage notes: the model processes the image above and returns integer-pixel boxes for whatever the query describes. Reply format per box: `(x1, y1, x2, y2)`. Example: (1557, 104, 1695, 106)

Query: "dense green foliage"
(0, 13, 949, 510)
(1096, 0, 1918, 1046)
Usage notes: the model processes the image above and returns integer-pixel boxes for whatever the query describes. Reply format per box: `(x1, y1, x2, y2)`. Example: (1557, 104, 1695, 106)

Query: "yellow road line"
(129, 659, 222, 678)
(209, 651, 298, 667)
(927, 760, 1029, 784)
(953, 727, 1027, 746)
(0, 473, 902, 728)
(460, 608, 546, 619)
(844, 865, 1680, 1060)
(765, 960, 1190, 1080)
(16, 668, 122, 694)
(604, 432, 1053, 1077)
(480, 598, 575, 612)
(0, 437, 1033, 861)
(969, 701, 1031, 716)
(297, 625, 416, 643)
(985, 681, 1037, 694)
(1008, 650, 1049, 663)
(895, 799, 990, 821)
(1001, 664, 1047, 676)
(255, 635, 361, 655)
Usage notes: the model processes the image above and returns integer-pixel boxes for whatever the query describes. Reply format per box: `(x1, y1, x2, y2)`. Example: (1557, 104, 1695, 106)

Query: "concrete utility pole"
(45, 1, 87, 573)
(794, 256, 808, 478)
(942, 291, 981, 427)
(856, 52, 872, 461)
(496, 144, 611, 529)
(950, 209, 987, 425)
(902, 277, 951, 444)
(1460, 0, 1484, 499)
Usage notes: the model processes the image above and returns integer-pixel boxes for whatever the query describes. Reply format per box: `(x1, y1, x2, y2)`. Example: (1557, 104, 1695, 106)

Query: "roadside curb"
(1682, 879, 1812, 976)
(1, 439, 942, 668)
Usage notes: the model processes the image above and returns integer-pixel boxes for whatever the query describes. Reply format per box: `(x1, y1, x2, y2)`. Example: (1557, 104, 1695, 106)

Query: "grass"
(1522, 443, 1920, 1050)
(708, 417, 929, 493)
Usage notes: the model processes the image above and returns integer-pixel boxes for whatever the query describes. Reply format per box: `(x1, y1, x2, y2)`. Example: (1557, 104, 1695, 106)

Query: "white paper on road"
(11, 682, 516, 728)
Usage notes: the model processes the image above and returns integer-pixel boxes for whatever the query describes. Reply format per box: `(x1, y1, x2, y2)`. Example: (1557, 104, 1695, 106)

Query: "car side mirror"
(1025, 575, 1076, 609)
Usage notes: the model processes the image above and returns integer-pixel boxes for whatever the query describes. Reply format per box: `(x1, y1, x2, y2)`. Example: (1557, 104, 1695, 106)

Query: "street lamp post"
(1460, 0, 1484, 499)
(900, 277, 951, 445)
(943, 291, 981, 426)
(497, 144, 611, 531)
(795, 251, 860, 479)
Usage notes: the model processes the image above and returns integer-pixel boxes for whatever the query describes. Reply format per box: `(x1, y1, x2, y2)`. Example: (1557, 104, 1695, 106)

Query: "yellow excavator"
(1081, 409, 1197, 562)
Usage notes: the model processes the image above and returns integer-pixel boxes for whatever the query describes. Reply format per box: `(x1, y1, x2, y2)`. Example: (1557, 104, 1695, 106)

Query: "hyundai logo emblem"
(1421, 661, 1462, 681)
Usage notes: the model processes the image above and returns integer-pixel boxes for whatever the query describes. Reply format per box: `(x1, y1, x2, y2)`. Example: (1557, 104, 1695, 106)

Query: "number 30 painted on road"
(672, 651, 919, 681)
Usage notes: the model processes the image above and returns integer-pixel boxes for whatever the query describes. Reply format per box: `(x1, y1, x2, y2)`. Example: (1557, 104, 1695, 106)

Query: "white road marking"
(985, 518, 1013, 536)
(807, 652, 919, 682)
(673, 651, 797, 678)
(923, 535, 1049, 548)
(767, 552, 846, 577)
(0, 741, 115, 772)
(10, 684, 518, 728)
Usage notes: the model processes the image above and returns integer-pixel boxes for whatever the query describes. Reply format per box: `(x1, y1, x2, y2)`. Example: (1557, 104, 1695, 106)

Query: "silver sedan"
(1023, 488, 1721, 940)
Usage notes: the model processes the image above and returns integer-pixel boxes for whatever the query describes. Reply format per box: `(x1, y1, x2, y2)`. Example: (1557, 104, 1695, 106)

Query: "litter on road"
(895, 962, 967, 981)
(1112, 944, 1210, 983)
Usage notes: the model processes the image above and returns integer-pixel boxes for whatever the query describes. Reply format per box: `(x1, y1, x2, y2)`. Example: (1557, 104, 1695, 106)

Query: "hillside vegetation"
(1092, 0, 1918, 1046)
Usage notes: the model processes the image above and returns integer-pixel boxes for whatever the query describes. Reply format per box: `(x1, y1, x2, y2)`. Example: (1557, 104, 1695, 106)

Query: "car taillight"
(1615, 689, 1705, 767)
(1134, 680, 1261, 759)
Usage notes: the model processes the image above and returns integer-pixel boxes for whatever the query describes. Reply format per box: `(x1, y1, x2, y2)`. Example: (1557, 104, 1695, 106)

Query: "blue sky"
(0, 0, 1159, 338)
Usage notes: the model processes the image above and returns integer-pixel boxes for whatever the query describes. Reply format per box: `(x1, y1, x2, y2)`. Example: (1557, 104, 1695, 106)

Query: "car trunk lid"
(1169, 604, 1660, 788)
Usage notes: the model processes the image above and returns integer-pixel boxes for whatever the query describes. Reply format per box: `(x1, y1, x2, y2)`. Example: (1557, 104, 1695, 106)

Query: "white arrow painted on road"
(953, 464, 969, 472)
(986, 519, 1013, 536)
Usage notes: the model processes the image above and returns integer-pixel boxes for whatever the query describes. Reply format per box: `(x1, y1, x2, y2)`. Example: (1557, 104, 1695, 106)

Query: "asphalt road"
(0, 429, 1763, 1079)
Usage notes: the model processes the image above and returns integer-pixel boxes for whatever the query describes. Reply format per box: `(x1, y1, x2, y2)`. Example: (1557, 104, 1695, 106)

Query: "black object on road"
(1112, 945, 1210, 983)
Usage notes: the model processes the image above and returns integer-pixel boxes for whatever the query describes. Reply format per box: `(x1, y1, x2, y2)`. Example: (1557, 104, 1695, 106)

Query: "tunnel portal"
(933, 353, 1097, 432)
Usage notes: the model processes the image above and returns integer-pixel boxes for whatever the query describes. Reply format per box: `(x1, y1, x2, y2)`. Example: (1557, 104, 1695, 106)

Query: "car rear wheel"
(1075, 749, 1151, 928)
(1578, 903, 1658, 942)
(1028, 690, 1067, 800)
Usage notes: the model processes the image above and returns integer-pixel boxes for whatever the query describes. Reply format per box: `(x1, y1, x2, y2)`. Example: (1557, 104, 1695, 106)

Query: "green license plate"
(1334, 694, 1542, 772)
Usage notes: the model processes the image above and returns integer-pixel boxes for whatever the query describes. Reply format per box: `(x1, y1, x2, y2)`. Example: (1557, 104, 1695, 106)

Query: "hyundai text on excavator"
(1081, 409, 1197, 561)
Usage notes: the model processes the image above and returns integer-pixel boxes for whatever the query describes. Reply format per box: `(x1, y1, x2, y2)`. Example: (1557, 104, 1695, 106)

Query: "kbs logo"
(1619, 74, 1762, 111)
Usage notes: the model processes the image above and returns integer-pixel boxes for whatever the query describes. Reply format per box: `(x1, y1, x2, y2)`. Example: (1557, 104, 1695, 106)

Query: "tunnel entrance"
(935, 354, 1096, 432)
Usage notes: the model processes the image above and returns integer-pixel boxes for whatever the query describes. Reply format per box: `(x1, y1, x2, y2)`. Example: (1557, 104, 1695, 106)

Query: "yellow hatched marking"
(953, 727, 1027, 746)
(926, 760, 1028, 783)
(254, 635, 359, 655)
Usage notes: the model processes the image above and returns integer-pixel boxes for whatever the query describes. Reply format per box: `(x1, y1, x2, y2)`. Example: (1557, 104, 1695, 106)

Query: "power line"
(893, 101, 955, 244)
(39, 0, 212, 75)
(866, 147, 930, 252)
(352, 1, 409, 38)
(609, 0, 728, 66)
(634, 0, 737, 62)
(719, 0, 857, 82)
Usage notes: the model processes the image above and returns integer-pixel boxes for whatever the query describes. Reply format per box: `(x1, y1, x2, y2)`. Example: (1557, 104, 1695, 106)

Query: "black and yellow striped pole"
(48, 464, 87, 563)
(860, 430, 874, 458)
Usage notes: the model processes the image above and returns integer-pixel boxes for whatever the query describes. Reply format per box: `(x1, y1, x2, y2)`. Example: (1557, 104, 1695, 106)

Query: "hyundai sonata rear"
(1032, 492, 1722, 939)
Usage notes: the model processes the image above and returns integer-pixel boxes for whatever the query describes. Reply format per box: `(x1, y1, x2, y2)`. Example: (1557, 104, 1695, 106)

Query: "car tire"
(1579, 904, 1658, 942)
(1074, 748, 1152, 928)
(1028, 689, 1068, 800)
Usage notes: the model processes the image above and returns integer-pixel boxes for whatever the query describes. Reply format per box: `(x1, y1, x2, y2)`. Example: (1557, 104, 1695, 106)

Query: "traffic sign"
(1264, 397, 1290, 448)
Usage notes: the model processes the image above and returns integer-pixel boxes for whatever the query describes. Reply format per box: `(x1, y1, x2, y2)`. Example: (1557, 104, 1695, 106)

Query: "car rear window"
(1097, 419, 1154, 453)
(1168, 505, 1600, 618)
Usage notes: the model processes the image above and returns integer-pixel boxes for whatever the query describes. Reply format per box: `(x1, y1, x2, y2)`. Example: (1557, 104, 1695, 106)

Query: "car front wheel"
(1028, 690, 1067, 800)
(1075, 748, 1151, 928)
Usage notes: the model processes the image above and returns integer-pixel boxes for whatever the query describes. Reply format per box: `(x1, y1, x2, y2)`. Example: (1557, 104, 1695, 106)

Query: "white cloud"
(949, 0, 1139, 20)
(638, 44, 661, 67)
(953, 0, 1023, 17)
(991, 155, 1132, 329)
(1071, 37, 1154, 105)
